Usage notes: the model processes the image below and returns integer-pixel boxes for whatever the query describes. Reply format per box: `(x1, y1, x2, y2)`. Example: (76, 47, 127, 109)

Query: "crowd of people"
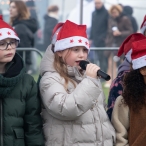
(1, 0, 146, 146)
(89, 0, 137, 88)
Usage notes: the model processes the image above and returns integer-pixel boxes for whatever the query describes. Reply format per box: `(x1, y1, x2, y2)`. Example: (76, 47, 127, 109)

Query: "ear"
(140, 67, 146, 75)
(56, 51, 62, 57)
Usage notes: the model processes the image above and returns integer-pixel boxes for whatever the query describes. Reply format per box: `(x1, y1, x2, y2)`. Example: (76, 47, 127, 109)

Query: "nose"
(7, 43, 13, 50)
(79, 50, 84, 58)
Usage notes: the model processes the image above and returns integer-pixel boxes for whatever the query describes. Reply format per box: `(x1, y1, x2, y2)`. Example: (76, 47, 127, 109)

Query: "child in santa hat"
(112, 38, 146, 146)
(140, 15, 146, 36)
(0, 16, 44, 146)
(107, 33, 146, 120)
(39, 20, 115, 146)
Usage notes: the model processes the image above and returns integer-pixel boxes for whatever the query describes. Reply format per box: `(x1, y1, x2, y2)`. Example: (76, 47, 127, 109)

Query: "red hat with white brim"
(54, 20, 89, 52)
(0, 15, 20, 41)
(132, 39, 146, 69)
(113, 33, 146, 62)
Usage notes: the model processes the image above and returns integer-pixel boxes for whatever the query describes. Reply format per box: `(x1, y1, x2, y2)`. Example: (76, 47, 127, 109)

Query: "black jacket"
(123, 6, 138, 33)
(43, 14, 58, 51)
(90, 6, 109, 47)
(12, 18, 38, 64)
(13, 18, 38, 47)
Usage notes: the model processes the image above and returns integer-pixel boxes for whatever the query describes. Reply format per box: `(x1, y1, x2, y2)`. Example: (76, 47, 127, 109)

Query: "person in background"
(105, 4, 133, 87)
(112, 39, 146, 146)
(89, 0, 109, 72)
(39, 20, 115, 146)
(123, 5, 138, 33)
(140, 15, 146, 36)
(107, 33, 146, 120)
(0, 15, 44, 146)
(9, 0, 38, 74)
(43, 5, 59, 51)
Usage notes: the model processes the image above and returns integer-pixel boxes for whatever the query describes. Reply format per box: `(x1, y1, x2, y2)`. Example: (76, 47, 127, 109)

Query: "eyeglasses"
(0, 40, 19, 50)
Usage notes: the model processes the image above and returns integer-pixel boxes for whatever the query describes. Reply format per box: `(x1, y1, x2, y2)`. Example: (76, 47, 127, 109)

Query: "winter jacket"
(106, 14, 133, 47)
(123, 6, 138, 33)
(90, 6, 109, 47)
(43, 14, 58, 51)
(39, 45, 115, 146)
(0, 53, 44, 146)
(12, 18, 38, 64)
(111, 96, 129, 146)
(112, 95, 146, 146)
(107, 59, 130, 120)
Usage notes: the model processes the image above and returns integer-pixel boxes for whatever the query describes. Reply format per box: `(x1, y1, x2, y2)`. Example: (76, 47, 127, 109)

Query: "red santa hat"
(140, 15, 146, 34)
(114, 33, 146, 62)
(0, 15, 19, 41)
(54, 20, 89, 52)
(132, 39, 146, 70)
(51, 22, 64, 45)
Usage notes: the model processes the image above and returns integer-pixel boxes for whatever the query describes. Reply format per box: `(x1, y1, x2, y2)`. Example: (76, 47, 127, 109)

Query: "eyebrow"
(0, 39, 15, 42)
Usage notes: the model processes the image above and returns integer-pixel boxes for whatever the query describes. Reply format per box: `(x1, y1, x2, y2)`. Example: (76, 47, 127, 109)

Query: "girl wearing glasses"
(0, 16, 44, 146)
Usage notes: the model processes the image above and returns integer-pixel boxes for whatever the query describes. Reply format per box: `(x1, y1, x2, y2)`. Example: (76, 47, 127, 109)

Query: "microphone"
(79, 60, 111, 81)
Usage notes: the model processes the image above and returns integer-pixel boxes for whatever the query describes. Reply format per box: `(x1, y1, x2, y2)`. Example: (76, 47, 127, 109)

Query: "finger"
(87, 64, 100, 71)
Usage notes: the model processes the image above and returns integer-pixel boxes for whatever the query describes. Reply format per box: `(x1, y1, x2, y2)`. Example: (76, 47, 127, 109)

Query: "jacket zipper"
(0, 99, 3, 146)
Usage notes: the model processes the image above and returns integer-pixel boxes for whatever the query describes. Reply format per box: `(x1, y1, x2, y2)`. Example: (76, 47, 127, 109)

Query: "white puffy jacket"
(39, 45, 115, 146)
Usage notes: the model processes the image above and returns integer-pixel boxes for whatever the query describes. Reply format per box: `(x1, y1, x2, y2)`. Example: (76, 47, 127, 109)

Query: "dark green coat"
(0, 53, 44, 146)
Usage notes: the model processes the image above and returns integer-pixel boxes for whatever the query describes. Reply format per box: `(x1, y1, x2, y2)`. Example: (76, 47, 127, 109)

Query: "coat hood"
(123, 6, 133, 16)
(40, 45, 55, 76)
(118, 58, 130, 74)
(13, 18, 38, 33)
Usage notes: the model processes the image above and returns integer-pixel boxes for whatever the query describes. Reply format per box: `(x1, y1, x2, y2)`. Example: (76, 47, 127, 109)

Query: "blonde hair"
(109, 4, 123, 15)
(9, 0, 30, 25)
(53, 49, 76, 90)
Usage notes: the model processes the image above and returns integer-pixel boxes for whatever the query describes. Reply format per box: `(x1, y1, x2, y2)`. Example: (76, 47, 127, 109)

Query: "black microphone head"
(79, 60, 89, 70)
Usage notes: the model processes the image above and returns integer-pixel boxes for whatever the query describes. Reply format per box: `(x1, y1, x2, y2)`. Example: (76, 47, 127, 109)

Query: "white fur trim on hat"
(125, 49, 132, 62)
(0, 28, 20, 41)
(54, 36, 89, 52)
(132, 55, 146, 70)
(113, 56, 120, 62)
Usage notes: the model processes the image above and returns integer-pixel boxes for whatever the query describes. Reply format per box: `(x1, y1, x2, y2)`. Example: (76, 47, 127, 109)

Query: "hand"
(86, 63, 100, 78)
(113, 30, 121, 36)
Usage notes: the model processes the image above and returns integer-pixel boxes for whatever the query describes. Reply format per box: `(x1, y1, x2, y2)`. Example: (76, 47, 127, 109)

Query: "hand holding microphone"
(79, 60, 111, 81)
(86, 63, 100, 79)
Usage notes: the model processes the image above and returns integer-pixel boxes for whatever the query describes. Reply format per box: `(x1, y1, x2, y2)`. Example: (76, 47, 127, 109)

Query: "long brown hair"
(9, 0, 30, 25)
(53, 49, 76, 90)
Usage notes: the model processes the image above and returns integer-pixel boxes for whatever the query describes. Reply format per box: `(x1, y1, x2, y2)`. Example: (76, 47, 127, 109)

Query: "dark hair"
(122, 69, 146, 111)
(48, 5, 59, 13)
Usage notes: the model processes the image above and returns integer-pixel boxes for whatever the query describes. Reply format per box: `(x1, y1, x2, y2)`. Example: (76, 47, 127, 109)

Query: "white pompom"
(113, 56, 120, 62)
